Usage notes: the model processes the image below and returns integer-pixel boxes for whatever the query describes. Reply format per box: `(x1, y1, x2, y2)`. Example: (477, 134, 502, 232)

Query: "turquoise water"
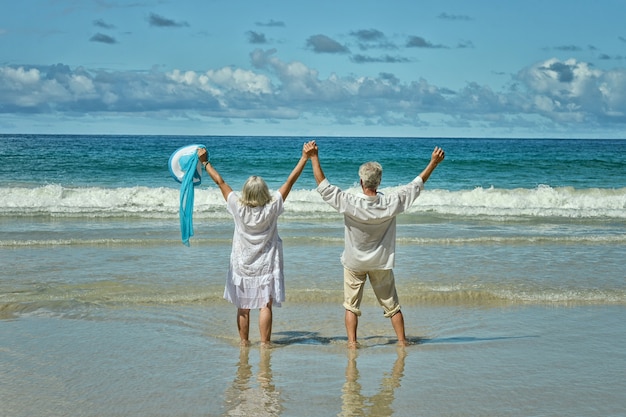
(1, 135, 625, 416)
(2, 135, 625, 190)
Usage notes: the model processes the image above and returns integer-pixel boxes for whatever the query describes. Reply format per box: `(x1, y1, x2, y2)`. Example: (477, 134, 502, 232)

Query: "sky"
(1, 0, 626, 138)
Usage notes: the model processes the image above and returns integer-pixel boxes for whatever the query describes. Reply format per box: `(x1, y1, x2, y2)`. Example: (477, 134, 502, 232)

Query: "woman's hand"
(197, 148, 208, 163)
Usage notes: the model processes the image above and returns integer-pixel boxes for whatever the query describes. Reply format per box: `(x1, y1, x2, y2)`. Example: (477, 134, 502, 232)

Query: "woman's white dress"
(223, 191, 285, 309)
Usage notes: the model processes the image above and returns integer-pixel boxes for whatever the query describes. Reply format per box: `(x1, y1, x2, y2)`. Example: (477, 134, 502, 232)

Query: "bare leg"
(259, 300, 273, 345)
(237, 308, 251, 346)
(345, 309, 359, 348)
(390, 310, 407, 346)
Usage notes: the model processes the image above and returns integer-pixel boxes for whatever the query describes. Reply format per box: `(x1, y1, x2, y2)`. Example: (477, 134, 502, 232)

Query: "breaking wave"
(1, 184, 624, 219)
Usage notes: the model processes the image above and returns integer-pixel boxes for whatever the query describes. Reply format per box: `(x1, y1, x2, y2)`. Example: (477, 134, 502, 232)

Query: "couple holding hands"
(198, 140, 445, 348)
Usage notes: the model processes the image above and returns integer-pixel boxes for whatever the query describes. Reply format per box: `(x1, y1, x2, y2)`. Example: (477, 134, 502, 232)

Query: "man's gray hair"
(358, 161, 382, 190)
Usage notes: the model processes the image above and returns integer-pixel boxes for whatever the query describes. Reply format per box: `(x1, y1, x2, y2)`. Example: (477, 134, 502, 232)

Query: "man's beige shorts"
(343, 268, 401, 318)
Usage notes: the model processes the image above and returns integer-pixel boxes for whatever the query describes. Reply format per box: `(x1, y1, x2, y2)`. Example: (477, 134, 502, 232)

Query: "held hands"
(303, 140, 317, 159)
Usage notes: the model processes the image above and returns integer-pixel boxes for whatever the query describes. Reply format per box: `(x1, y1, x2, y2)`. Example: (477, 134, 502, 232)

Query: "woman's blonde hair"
(240, 176, 272, 207)
(358, 161, 382, 190)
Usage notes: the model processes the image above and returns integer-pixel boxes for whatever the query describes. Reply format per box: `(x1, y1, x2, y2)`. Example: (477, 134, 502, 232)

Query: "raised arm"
(198, 148, 232, 201)
(309, 143, 327, 185)
(278, 140, 316, 201)
(418, 146, 445, 184)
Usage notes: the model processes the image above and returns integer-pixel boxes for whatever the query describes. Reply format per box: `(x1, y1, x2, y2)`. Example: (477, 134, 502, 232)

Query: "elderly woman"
(198, 141, 316, 346)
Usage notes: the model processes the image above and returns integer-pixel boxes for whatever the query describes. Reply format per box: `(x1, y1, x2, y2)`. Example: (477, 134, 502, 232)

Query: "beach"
(1, 135, 625, 416)
(4, 292, 625, 416)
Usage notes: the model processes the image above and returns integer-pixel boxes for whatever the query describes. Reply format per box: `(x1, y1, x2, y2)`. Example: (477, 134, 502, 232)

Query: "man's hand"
(418, 146, 445, 183)
(431, 146, 445, 165)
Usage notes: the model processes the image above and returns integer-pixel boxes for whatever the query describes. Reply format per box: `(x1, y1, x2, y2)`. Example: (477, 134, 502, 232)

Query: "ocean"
(1, 134, 625, 416)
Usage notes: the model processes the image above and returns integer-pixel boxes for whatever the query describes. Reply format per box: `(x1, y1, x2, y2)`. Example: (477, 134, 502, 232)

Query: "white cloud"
(599, 71, 626, 118)
(68, 74, 96, 95)
(167, 67, 272, 95)
(516, 58, 626, 122)
(1, 66, 41, 86)
(1, 55, 626, 130)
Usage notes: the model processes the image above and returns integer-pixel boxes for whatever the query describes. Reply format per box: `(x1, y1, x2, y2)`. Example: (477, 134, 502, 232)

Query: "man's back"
(316, 177, 424, 270)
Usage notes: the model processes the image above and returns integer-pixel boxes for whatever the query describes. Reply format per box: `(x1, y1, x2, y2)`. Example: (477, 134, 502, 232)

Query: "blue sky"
(1, 0, 626, 138)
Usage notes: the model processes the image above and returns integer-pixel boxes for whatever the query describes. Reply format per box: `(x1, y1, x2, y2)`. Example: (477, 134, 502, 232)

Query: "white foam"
(1, 184, 624, 219)
(404, 185, 626, 218)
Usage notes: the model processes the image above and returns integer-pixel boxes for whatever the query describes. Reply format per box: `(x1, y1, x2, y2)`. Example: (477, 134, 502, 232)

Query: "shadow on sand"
(270, 331, 538, 347)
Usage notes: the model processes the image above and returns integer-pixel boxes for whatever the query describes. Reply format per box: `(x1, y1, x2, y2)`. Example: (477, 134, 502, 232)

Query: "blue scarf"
(178, 147, 205, 246)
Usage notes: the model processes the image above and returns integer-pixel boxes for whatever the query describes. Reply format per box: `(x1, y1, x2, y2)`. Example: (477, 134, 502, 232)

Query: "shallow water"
(3, 302, 625, 417)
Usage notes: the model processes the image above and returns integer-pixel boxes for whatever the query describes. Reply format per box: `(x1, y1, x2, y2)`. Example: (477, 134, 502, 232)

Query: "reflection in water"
(339, 347, 407, 417)
(223, 347, 283, 416)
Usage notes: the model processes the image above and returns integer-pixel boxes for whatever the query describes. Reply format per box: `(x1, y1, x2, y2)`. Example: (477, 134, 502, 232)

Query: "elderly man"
(309, 142, 445, 347)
